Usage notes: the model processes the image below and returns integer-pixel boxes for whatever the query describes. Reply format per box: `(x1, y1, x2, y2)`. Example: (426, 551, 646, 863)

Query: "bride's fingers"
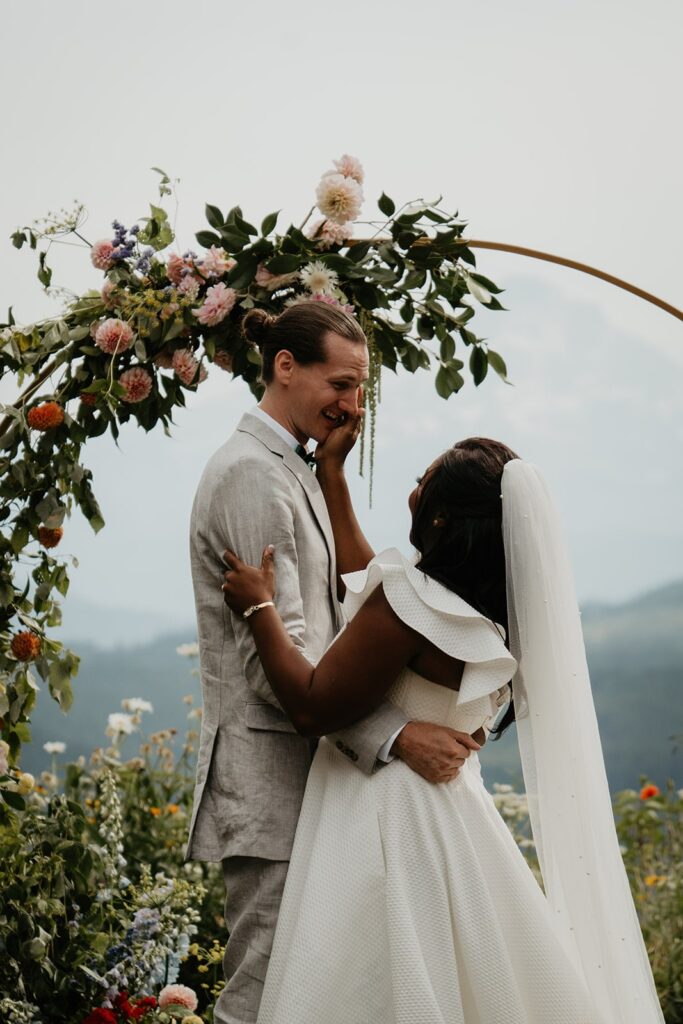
(222, 548, 243, 569)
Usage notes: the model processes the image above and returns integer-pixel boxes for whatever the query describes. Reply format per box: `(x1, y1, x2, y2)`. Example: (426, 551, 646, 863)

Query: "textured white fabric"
(502, 461, 664, 1024)
(257, 550, 609, 1023)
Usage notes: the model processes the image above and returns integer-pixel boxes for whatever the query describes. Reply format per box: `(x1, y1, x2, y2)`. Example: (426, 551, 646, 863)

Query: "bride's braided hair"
(411, 436, 519, 737)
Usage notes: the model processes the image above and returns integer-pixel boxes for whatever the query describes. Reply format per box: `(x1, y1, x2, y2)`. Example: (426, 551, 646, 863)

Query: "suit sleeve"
(209, 455, 410, 770)
(328, 704, 409, 776)
(208, 457, 310, 709)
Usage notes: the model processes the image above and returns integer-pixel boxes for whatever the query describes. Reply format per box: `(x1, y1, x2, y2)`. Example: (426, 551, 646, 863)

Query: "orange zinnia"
(27, 402, 64, 431)
(38, 526, 64, 549)
(149, 806, 162, 816)
(640, 784, 660, 800)
(10, 631, 41, 662)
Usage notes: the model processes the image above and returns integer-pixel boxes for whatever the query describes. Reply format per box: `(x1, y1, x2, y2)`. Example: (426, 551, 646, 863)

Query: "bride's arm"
(314, 409, 374, 581)
(222, 545, 418, 736)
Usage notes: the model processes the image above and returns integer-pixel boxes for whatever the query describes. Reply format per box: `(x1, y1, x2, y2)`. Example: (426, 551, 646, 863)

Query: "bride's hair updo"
(242, 303, 366, 383)
(411, 437, 519, 735)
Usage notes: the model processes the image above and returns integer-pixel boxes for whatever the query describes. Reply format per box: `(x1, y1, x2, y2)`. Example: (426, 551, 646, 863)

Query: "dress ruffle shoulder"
(342, 548, 517, 729)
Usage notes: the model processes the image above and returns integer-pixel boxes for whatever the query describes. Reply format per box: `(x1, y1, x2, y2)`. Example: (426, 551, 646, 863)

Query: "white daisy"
(299, 261, 339, 296)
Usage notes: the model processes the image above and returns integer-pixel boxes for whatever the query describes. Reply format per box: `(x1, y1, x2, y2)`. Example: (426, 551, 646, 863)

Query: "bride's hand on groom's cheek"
(314, 407, 364, 470)
(221, 546, 276, 614)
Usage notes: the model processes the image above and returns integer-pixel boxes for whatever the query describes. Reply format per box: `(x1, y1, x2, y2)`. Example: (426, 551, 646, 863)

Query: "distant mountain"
(23, 581, 683, 793)
(57, 596, 192, 650)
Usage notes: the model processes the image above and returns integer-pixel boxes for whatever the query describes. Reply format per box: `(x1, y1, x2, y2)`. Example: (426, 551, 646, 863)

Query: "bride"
(221, 428, 663, 1024)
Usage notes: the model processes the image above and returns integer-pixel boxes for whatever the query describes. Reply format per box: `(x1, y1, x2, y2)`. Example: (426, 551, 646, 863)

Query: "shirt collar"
(251, 405, 304, 452)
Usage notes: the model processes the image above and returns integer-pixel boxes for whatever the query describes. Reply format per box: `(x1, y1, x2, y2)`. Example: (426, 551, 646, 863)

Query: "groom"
(185, 303, 479, 1024)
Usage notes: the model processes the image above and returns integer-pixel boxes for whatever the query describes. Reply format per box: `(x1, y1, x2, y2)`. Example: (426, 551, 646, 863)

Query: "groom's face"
(284, 332, 369, 444)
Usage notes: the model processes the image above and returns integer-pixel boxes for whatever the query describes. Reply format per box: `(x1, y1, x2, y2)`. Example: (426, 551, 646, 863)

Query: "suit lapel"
(236, 413, 337, 573)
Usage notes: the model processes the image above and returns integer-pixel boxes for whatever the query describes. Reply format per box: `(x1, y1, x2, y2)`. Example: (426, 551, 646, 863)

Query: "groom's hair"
(412, 437, 519, 737)
(242, 304, 367, 384)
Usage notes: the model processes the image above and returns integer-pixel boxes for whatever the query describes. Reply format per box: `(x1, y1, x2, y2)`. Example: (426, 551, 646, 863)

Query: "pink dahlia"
(158, 985, 198, 1012)
(167, 252, 195, 286)
(94, 319, 135, 354)
(172, 347, 200, 385)
(199, 245, 235, 278)
(193, 282, 237, 327)
(254, 263, 276, 288)
(328, 154, 364, 185)
(119, 367, 153, 403)
(177, 276, 200, 299)
(91, 240, 115, 271)
(315, 173, 363, 224)
(307, 219, 351, 250)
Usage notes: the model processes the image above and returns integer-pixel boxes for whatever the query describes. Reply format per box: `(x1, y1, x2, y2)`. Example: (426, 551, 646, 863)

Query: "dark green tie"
(295, 443, 316, 470)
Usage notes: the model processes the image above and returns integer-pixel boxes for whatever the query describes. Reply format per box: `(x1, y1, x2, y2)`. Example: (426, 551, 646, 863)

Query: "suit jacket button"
(351, 752, 359, 761)
(336, 740, 344, 750)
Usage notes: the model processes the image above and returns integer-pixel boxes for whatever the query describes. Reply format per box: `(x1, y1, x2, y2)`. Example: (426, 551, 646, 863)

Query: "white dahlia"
(315, 173, 363, 224)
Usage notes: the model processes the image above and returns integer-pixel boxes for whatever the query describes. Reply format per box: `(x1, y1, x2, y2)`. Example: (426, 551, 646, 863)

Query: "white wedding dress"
(256, 548, 602, 1024)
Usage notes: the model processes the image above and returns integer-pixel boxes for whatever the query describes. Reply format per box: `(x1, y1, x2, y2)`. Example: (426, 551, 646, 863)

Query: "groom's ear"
(272, 349, 295, 384)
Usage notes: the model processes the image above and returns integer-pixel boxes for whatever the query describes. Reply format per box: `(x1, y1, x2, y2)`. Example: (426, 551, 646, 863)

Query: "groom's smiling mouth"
(322, 410, 345, 425)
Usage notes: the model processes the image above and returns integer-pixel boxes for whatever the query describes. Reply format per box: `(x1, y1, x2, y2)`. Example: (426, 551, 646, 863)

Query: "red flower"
(38, 526, 64, 549)
(83, 1009, 118, 1024)
(113, 992, 134, 1017)
(80, 392, 98, 407)
(129, 996, 157, 1020)
(27, 401, 65, 431)
(640, 784, 660, 800)
(10, 631, 41, 662)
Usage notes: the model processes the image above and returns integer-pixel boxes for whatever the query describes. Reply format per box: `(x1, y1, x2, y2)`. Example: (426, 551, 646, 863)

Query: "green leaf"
(487, 348, 509, 382)
(195, 230, 221, 250)
(469, 346, 489, 385)
(378, 193, 396, 217)
(265, 254, 302, 274)
(205, 204, 224, 230)
(11, 230, 26, 249)
(467, 271, 504, 295)
(89, 513, 105, 534)
(234, 213, 258, 236)
(37, 252, 52, 289)
(435, 366, 454, 399)
(2, 790, 25, 811)
(219, 227, 250, 251)
(261, 210, 280, 236)
(346, 241, 371, 263)
(417, 315, 434, 340)
(227, 253, 259, 290)
(11, 524, 29, 555)
(440, 334, 455, 361)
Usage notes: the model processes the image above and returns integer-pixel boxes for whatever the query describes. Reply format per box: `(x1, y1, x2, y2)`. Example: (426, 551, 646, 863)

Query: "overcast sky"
(2, 0, 681, 630)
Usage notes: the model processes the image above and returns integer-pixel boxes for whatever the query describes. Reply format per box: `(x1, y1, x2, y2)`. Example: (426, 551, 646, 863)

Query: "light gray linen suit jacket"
(185, 412, 408, 862)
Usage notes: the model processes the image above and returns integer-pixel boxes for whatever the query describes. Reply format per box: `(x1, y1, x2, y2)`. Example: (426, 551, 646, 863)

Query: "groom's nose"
(338, 390, 360, 416)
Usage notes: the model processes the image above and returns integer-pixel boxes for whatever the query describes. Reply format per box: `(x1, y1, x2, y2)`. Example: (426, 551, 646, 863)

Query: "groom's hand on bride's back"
(391, 721, 482, 784)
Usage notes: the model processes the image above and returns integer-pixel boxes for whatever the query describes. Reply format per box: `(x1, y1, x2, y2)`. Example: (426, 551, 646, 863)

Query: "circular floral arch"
(0, 155, 680, 793)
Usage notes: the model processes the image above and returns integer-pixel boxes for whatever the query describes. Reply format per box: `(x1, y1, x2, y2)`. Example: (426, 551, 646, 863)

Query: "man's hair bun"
(242, 308, 276, 350)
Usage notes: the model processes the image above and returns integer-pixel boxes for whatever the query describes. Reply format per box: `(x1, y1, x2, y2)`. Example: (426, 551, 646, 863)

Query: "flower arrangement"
(0, 155, 508, 772)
